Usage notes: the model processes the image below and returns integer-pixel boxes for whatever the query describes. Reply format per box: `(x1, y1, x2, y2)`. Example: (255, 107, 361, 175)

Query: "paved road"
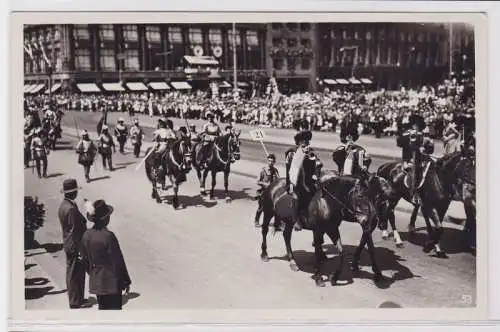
(25, 119, 474, 310)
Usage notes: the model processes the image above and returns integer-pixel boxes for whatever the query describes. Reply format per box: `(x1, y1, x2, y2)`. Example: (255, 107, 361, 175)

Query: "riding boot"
(254, 197, 263, 227)
(108, 155, 114, 171)
(35, 159, 41, 178)
(42, 157, 47, 178)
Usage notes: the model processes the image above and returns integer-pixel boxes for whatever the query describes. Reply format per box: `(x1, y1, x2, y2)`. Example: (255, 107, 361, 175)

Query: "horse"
(259, 150, 323, 272)
(191, 130, 241, 202)
(377, 154, 449, 257)
(408, 150, 476, 250)
(144, 129, 193, 209)
(308, 174, 389, 286)
(40, 119, 57, 150)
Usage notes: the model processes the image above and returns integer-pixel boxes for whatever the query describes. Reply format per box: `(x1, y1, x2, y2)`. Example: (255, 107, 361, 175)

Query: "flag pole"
(449, 22, 453, 77)
(232, 22, 237, 97)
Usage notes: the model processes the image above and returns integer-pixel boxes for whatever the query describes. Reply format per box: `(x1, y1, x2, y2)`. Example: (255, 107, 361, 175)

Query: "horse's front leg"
(313, 229, 327, 287)
(260, 209, 273, 262)
(283, 221, 298, 271)
(408, 203, 420, 234)
(423, 206, 447, 258)
(224, 169, 231, 203)
(209, 170, 217, 200)
(200, 168, 209, 196)
(366, 234, 383, 282)
(326, 227, 343, 285)
(351, 232, 369, 273)
(172, 176, 180, 209)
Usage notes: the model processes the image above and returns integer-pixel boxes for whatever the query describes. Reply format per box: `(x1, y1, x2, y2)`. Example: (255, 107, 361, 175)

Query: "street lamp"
(339, 45, 359, 78)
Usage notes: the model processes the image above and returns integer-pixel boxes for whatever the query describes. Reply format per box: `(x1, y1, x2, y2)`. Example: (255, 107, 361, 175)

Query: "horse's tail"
(144, 147, 154, 183)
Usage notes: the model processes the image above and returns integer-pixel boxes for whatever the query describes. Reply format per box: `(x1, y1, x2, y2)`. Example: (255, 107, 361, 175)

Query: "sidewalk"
(64, 111, 445, 159)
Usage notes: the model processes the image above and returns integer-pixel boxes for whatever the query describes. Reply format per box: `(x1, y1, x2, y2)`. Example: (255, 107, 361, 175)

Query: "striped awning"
(77, 83, 101, 93)
(183, 55, 219, 66)
(24, 84, 36, 93)
(170, 81, 192, 90)
(360, 78, 373, 84)
(335, 78, 350, 85)
(45, 83, 62, 94)
(29, 84, 46, 94)
(102, 83, 125, 92)
(219, 81, 232, 88)
(237, 82, 250, 88)
(126, 82, 148, 91)
(349, 78, 362, 84)
(148, 82, 170, 90)
(323, 79, 337, 85)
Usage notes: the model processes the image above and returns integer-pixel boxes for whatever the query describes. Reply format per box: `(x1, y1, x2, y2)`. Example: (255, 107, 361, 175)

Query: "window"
(287, 58, 296, 71)
(75, 48, 91, 71)
(188, 28, 202, 44)
(146, 26, 161, 43)
(54, 49, 63, 72)
(330, 29, 337, 40)
(273, 58, 284, 70)
(123, 25, 138, 42)
(366, 30, 372, 40)
(228, 29, 241, 46)
(407, 31, 414, 42)
(53, 28, 61, 41)
(301, 58, 310, 70)
(354, 31, 360, 40)
(400, 31, 405, 41)
(124, 49, 140, 70)
(100, 49, 116, 71)
(168, 26, 182, 43)
(286, 23, 298, 31)
(418, 32, 425, 43)
(73, 25, 90, 40)
(342, 29, 347, 40)
(300, 23, 311, 32)
(208, 28, 222, 45)
(300, 38, 311, 48)
(416, 51, 423, 66)
(287, 38, 297, 48)
(272, 37, 282, 47)
(246, 30, 258, 46)
(99, 24, 115, 42)
(271, 23, 282, 31)
(379, 27, 386, 41)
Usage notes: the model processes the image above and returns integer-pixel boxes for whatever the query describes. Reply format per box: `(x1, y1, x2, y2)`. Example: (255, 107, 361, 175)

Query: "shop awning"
(183, 55, 219, 66)
(323, 79, 338, 85)
(349, 78, 362, 84)
(29, 83, 46, 94)
(45, 83, 62, 94)
(219, 81, 232, 88)
(360, 78, 373, 84)
(148, 82, 170, 90)
(335, 78, 349, 85)
(77, 83, 101, 93)
(126, 82, 148, 91)
(102, 83, 125, 92)
(24, 84, 36, 93)
(237, 82, 250, 88)
(170, 81, 192, 90)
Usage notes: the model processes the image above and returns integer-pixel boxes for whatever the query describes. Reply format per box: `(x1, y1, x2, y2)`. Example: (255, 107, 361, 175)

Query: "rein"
(213, 135, 233, 166)
(320, 183, 366, 216)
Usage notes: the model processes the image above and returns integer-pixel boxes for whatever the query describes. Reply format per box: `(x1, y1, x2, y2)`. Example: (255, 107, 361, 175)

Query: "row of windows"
(273, 58, 311, 71)
(325, 28, 444, 43)
(271, 23, 311, 32)
(24, 28, 61, 45)
(74, 48, 141, 71)
(272, 37, 312, 48)
(72, 25, 260, 47)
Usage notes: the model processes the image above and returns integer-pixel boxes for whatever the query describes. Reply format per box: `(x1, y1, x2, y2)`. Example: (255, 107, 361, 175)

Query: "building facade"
(24, 22, 474, 93)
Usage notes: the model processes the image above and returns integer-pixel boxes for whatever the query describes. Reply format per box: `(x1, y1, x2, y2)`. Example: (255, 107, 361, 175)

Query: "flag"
(40, 44, 50, 66)
(24, 42, 34, 61)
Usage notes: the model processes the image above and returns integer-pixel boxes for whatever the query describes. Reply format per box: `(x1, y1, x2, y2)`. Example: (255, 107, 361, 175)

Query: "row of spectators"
(24, 77, 474, 140)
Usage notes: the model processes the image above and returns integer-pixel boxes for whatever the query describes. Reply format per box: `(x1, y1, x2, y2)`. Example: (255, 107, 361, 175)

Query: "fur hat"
(85, 199, 114, 223)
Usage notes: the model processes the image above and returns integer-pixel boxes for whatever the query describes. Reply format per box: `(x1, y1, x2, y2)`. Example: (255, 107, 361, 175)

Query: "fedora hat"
(85, 199, 114, 222)
(60, 178, 82, 194)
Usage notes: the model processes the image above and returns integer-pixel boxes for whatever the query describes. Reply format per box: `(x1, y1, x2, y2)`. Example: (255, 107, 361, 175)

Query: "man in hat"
(114, 118, 129, 154)
(336, 111, 371, 176)
(254, 154, 280, 228)
(57, 178, 88, 309)
(129, 119, 144, 158)
(30, 127, 49, 179)
(81, 199, 131, 310)
(98, 125, 116, 171)
(76, 130, 97, 183)
(197, 111, 221, 169)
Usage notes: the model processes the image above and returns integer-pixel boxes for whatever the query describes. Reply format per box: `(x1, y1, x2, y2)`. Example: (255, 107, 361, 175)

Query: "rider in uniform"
(30, 127, 49, 179)
(98, 125, 116, 171)
(152, 118, 176, 170)
(129, 119, 144, 158)
(114, 118, 129, 154)
(75, 130, 97, 183)
(198, 111, 221, 169)
(254, 154, 280, 228)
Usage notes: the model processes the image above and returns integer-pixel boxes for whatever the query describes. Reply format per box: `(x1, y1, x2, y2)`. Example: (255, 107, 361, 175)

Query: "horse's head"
(176, 128, 193, 170)
(228, 129, 241, 161)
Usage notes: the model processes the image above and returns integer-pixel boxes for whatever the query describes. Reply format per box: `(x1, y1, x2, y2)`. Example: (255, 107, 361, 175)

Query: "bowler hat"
(86, 199, 114, 222)
(60, 178, 82, 194)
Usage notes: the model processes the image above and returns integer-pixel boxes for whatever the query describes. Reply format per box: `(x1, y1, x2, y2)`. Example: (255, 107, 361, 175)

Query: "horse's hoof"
(330, 272, 340, 286)
(373, 272, 383, 283)
(254, 222, 261, 228)
(408, 225, 416, 234)
(290, 262, 299, 272)
(225, 196, 231, 203)
(423, 242, 433, 253)
(381, 230, 389, 240)
(435, 250, 448, 259)
(351, 264, 360, 273)
(315, 278, 326, 287)
(200, 190, 207, 196)
(395, 241, 404, 248)
(261, 254, 269, 262)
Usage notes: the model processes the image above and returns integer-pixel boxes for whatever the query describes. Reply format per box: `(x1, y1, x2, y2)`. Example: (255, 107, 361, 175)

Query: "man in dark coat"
(57, 178, 87, 308)
(81, 199, 131, 310)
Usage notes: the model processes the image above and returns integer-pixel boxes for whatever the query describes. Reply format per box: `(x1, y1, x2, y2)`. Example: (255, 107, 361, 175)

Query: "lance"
(135, 144, 156, 171)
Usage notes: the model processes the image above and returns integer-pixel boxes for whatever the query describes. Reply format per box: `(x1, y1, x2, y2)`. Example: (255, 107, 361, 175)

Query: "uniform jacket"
(30, 136, 47, 158)
(129, 126, 144, 143)
(98, 133, 115, 153)
(76, 139, 97, 164)
(203, 122, 221, 136)
(58, 198, 87, 256)
(114, 124, 128, 139)
(257, 166, 280, 187)
(81, 227, 131, 295)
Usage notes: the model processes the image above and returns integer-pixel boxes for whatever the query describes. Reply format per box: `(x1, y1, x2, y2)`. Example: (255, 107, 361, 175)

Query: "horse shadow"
(210, 188, 255, 202)
(45, 172, 65, 179)
(90, 175, 111, 183)
(115, 161, 137, 167)
(25, 277, 49, 287)
(399, 226, 471, 255)
(288, 244, 418, 289)
(170, 195, 217, 209)
(25, 284, 67, 300)
(25, 263, 36, 271)
(38, 242, 63, 254)
(122, 292, 140, 306)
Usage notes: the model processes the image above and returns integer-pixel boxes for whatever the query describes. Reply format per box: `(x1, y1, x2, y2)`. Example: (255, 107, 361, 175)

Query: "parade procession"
(23, 22, 477, 311)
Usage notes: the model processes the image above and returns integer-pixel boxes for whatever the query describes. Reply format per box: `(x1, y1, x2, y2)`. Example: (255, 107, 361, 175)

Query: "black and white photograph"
(15, 13, 486, 319)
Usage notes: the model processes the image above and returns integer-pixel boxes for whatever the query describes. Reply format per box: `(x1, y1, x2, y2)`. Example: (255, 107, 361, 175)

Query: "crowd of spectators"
(24, 76, 474, 140)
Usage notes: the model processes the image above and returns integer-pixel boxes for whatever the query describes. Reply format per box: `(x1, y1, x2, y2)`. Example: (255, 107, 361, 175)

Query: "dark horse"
(308, 174, 391, 286)
(377, 155, 448, 257)
(259, 151, 323, 271)
(191, 130, 241, 202)
(41, 119, 58, 150)
(144, 129, 193, 209)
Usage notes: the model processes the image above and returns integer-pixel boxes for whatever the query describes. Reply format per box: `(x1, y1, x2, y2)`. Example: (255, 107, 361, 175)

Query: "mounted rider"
(336, 111, 372, 177)
(114, 117, 129, 154)
(129, 118, 144, 158)
(197, 111, 222, 169)
(396, 113, 434, 204)
(151, 117, 176, 169)
(76, 130, 97, 183)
